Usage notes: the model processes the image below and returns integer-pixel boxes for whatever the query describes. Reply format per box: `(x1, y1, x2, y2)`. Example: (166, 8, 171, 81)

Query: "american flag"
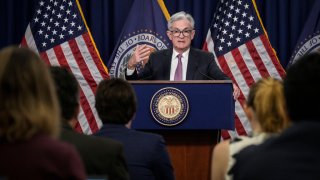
(21, 0, 109, 134)
(203, 0, 286, 139)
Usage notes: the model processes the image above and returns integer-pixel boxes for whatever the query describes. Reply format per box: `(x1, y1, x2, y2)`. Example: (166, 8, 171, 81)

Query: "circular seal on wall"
(150, 87, 189, 126)
(109, 30, 170, 79)
(289, 32, 320, 66)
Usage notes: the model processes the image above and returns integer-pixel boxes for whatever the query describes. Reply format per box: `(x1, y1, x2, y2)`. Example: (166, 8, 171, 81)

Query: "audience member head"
(245, 77, 288, 133)
(50, 66, 80, 123)
(0, 46, 60, 142)
(284, 53, 320, 122)
(95, 78, 137, 125)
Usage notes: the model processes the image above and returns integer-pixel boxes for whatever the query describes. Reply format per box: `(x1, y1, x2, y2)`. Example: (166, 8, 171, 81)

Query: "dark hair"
(284, 53, 320, 122)
(95, 78, 137, 124)
(50, 66, 79, 122)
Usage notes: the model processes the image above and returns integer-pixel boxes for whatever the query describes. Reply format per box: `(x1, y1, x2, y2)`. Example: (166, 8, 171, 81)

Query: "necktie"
(174, 54, 183, 81)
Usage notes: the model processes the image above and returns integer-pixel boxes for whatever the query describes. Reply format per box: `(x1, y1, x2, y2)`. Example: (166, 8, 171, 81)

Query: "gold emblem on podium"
(150, 87, 189, 126)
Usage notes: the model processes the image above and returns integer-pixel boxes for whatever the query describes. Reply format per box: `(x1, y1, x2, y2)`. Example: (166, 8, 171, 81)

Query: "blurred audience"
(211, 77, 289, 180)
(0, 46, 85, 180)
(50, 66, 129, 180)
(231, 53, 320, 180)
(94, 78, 175, 180)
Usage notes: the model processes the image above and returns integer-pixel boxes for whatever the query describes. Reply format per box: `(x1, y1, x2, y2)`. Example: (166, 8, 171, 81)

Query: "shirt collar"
(172, 48, 190, 59)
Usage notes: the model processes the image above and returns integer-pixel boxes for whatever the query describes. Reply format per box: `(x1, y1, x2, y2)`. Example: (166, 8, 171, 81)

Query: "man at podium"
(125, 11, 240, 99)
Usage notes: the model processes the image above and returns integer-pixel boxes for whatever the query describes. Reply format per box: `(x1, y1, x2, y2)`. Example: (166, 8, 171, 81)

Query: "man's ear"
(167, 31, 173, 40)
(190, 30, 195, 40)
(75, 104, 80, 118)
(69, 104, 80, 129)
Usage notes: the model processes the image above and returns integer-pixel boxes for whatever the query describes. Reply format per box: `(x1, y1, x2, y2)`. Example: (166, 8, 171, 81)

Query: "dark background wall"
(0, 0, 316, 68)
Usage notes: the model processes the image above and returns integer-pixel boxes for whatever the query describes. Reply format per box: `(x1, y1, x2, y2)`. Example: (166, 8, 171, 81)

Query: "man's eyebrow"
(170, 28, 193, 31)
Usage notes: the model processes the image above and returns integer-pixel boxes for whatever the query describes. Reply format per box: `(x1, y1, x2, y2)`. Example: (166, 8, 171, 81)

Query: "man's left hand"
(232, 84, 240, 100)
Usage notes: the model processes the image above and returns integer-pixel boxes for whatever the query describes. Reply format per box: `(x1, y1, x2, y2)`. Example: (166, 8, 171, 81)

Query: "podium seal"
(150, 87, 189, 126)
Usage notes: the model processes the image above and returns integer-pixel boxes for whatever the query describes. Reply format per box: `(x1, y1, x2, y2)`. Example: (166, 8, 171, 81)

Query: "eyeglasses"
(169, 29, 193, 37)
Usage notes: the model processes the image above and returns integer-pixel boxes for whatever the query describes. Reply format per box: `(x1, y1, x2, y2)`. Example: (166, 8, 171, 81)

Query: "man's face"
(167, 19, 195, 53)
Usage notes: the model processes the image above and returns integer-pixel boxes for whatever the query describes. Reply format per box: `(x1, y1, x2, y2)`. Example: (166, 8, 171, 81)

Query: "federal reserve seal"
(289, 32, 320, 66)
(150, 87, 189, 126)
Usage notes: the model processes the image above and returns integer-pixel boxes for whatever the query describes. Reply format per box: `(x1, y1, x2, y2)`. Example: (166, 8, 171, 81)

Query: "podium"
(130, 80, 235, 180)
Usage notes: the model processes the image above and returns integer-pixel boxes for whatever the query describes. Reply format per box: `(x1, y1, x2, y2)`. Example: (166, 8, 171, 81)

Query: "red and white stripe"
(21, 24, 109, 134)
(204, 29, 285, 139)
(20, 25, 38, 54)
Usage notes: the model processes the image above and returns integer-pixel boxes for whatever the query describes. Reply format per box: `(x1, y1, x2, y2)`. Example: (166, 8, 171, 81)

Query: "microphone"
(195, 64, 216, 80)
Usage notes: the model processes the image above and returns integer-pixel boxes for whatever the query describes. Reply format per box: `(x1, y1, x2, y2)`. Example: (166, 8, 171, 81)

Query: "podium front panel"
(130, 80, 235, 130)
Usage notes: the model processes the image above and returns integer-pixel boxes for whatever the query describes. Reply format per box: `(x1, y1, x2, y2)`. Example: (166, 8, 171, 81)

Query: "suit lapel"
(186, 48, 198, 80)
(162, 49, 172, 80)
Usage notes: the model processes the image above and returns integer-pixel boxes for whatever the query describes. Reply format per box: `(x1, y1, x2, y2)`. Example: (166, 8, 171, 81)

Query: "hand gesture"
(127, 44, 151, 69)
(233, 83, 240, 100)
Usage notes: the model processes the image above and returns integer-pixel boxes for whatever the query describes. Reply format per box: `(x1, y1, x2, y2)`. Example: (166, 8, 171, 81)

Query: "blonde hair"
(0, 46, 60, 142)
(247, 77, 288, 133)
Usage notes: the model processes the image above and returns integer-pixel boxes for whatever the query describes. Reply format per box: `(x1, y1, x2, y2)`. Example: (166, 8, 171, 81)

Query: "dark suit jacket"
(231, 121, 320, 180)
(60, 124, 129, 180)
(94, 124, 175, 180)
(126, 48, 230, 80)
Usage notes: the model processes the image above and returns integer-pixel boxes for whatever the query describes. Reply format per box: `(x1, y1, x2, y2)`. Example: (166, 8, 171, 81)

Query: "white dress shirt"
(170, 48, 190, 81)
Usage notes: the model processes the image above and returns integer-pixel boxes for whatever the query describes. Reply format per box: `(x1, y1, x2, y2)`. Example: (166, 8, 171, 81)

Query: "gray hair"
(167, 11, 195, 30)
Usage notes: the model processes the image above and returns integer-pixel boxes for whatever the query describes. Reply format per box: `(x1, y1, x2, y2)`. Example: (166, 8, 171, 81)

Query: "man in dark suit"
(50, 66, 129, 180)
(94, 78, 175, 180)
(230, 53, 320, 180)
(125, 11, 240, 98)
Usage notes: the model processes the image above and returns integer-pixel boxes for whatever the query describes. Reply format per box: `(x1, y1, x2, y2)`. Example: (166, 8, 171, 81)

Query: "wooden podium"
(130, 80, 235, 180)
